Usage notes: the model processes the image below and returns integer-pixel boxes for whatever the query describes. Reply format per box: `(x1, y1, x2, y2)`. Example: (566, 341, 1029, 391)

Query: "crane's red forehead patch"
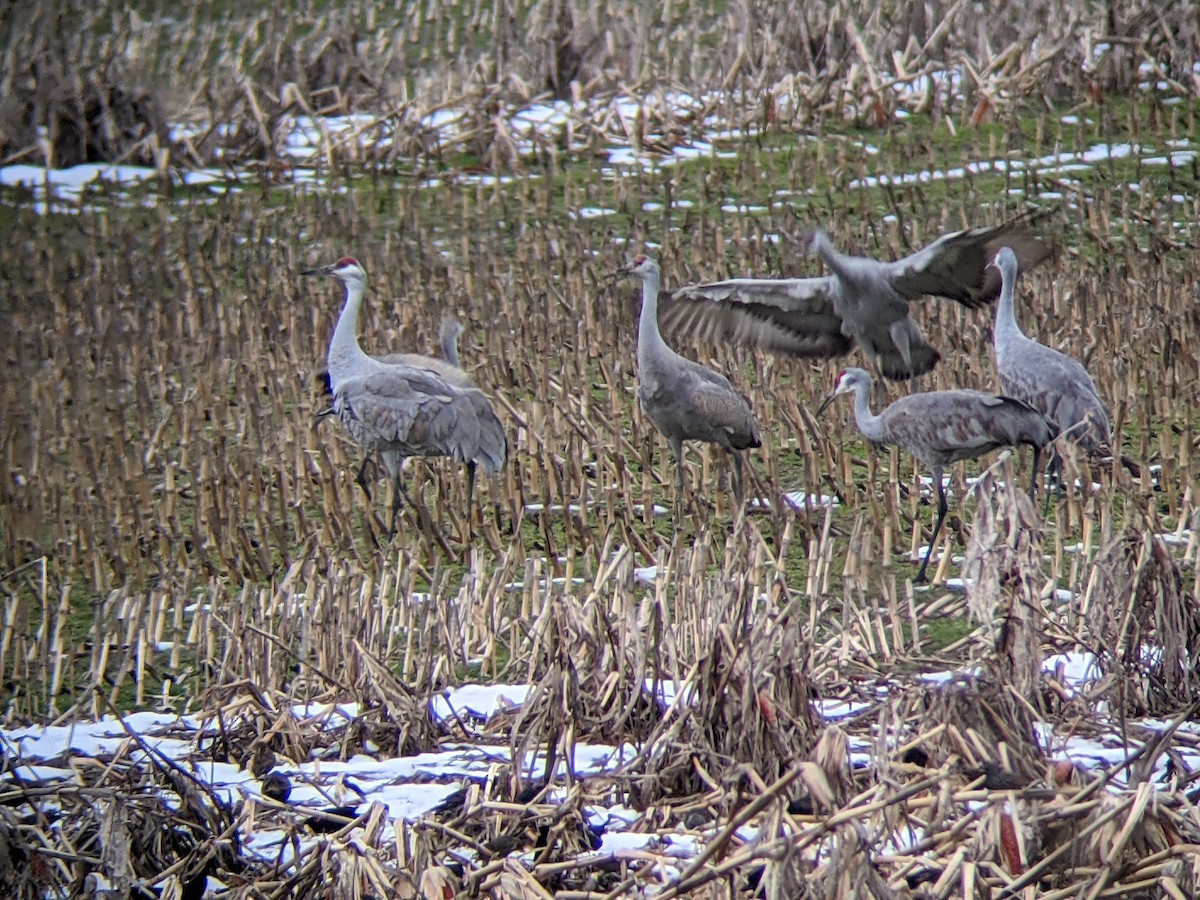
(336, 256, 359, 268)
(632, 254, 647, 266)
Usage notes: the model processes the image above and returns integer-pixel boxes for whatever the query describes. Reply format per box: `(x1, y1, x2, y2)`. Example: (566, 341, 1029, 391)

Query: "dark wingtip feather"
(879, 344, 941, 381)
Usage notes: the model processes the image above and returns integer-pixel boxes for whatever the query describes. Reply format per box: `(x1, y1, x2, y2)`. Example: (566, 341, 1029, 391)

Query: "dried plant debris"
(523, 1, 634, 99)
(258, 20, 383, 108)
(5, 658, 1200, 896)
(628, 563, 819, 809)
(962, 464, 1049, 703)
(2, 0, 1198, 171)
(1085, 519, 1200, 717)
(0, 5, 169, 167)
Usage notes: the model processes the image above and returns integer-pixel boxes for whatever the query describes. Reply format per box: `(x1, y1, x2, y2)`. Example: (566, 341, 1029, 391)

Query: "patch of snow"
(918, 666, 983, 685)
(813, 698, 872, 720)
(750, 491, 839, 511)
(633, 565, 658, 584)
(631, 503, 670, 516)
(431, 684, 532, 723)
(291, 702, 361, 727)
(1043, 652, 1101, 692)
(569, 207, 616, 220)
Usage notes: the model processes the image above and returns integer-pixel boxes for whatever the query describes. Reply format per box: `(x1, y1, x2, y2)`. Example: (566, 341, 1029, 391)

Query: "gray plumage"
(438, 317, 464, 368)
(661, 221, 1052, 382)
(990, 246, 1112, 468)
(817, 367, 1054, 582)
(376, 316, 468, 383)
(304, 258, 505, 522)
(624, 255, 762, 505)
(374, 316, 501, 508)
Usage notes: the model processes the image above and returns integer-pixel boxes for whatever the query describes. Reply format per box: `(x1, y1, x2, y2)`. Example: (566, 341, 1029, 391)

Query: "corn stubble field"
(2, 0, 1200, 896)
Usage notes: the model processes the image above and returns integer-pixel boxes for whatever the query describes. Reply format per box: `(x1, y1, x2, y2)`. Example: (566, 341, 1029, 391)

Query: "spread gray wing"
(659, 276, 853, 358)
(886, 224, 1053, 308)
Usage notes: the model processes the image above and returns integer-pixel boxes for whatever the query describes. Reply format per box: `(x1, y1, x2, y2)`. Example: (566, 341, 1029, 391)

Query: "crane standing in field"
(304, 258, 506, 537)
(989, 246, 1112, 488)
(623, 255, 762, 509)
(817, 368, 1055, 582)
(661, 221, 1052, 390)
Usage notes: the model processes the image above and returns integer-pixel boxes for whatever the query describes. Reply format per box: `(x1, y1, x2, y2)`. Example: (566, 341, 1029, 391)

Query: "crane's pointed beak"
(302, 263, 335, 277)
(815, 391, 837, 416)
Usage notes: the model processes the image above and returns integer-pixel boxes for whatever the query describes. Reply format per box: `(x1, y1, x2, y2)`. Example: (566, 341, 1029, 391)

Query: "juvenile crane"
(989, 246, 1112, 484)
(661, 221, 1052, 385)
(304, 258, 506, 527)
(817, 368, 1054, 582)
(623, 255, 762, 506)
(379, 317, 469, 384)
(438, 317, 464, 368)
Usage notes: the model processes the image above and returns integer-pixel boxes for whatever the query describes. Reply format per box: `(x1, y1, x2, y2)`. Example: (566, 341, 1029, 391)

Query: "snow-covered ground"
(4, 648, 1196, 890)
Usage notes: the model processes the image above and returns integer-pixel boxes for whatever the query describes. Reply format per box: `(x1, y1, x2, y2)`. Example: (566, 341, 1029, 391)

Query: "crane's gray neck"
(327, 278, 371, 384)
(440, 326, 460, 367)
(812, 231, 855, 283)
(637, 271, 670, 361)
(849, 382, 886, 442)
(993, 263, 1023, 341)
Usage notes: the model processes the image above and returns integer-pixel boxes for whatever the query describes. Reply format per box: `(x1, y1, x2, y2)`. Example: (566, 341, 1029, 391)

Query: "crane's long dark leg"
(349, 455, 385, 548)
(729, 450, 745, 509)
(393, 467, 457, 558)
(1029, 446, 1042, 503)
(355, 456, 374, 503)
(669, 437, 686, 523)
(915, 468, 948, 583)
(463, 461, 478, 543)
(670, 438, 686, 491)
(1043, 450, 1062, 516)
(466, 461, 477, 511)
(389, 470, 412, 536)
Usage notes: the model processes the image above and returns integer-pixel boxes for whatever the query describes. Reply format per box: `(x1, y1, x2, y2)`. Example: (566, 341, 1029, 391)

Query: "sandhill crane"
(660, 221, 1052, 386)
(313, 316, 488, 513)
(304, 258, 506, 529)
(989, 246, 1112, 486)
(817, 368, 1055, 582)
(623, 255, 762, 506)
